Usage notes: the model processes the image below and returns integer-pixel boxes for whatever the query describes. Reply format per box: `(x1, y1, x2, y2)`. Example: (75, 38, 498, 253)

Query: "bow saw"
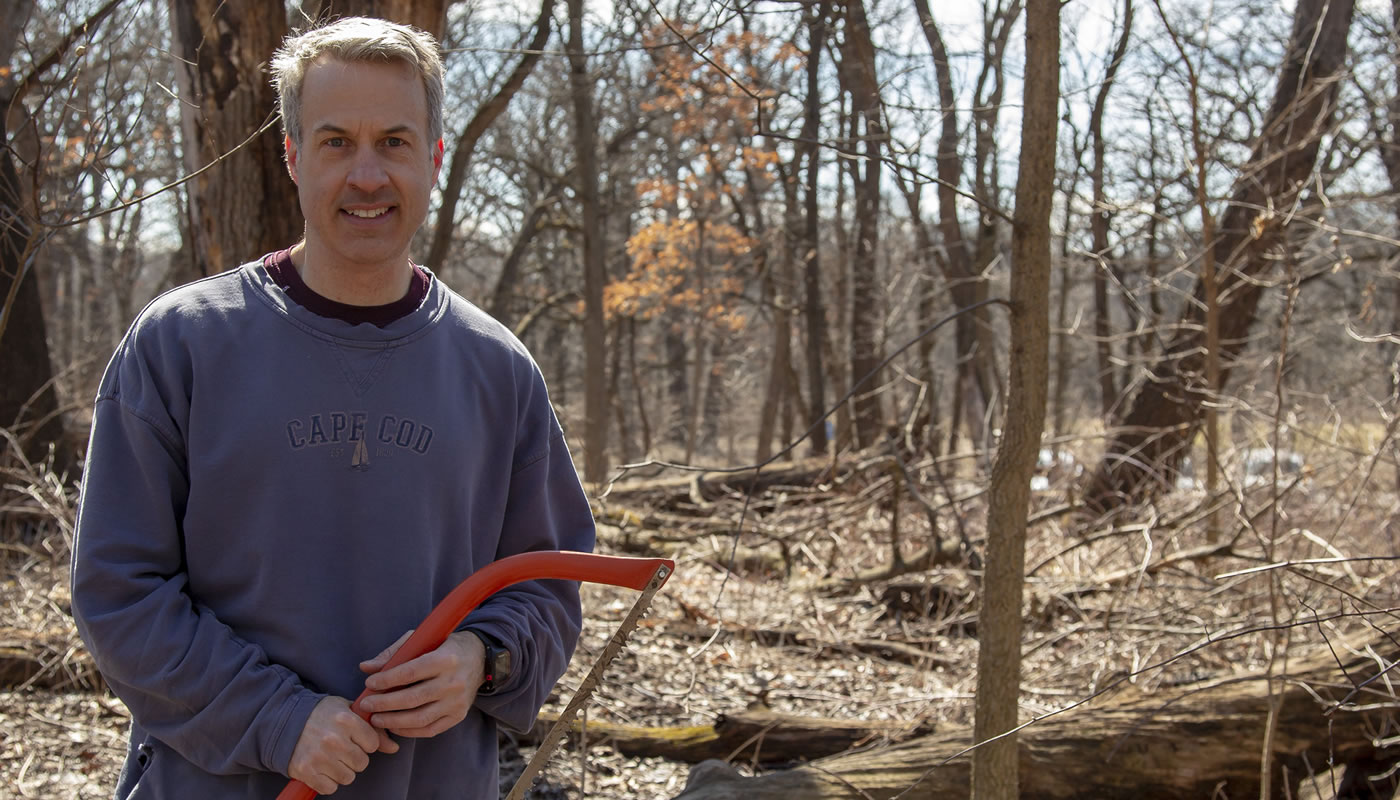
(276, 550, 674, 800)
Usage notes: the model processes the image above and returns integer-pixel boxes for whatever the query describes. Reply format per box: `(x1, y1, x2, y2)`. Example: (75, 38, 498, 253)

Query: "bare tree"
(1, 0, 123, 471)
(800, 0, 834, 456)
(957, 0, 1020, 459)
(1089, 0, 1135, 416)
(969, 0, 1059, 796)
(424, 0, 554, 272)
(1085, 0, 1357, 509)
(567, 0, 608, 483)
(840, 0, 885, 450)
(912, 0, 1004, 458)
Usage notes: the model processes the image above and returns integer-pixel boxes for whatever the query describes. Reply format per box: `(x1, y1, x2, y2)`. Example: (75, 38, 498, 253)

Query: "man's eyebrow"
(310, 123, 418, 137)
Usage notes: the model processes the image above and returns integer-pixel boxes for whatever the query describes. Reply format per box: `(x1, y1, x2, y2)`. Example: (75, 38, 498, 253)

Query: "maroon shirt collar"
(263, 249, 430, 328)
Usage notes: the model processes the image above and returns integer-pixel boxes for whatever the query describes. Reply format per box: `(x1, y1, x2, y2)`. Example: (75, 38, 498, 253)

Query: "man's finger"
(346, 713, 382, 755)
(376, 728, 400, 754)
(327, 758, 355, 787)
(307, 773, 339, 795)
(359, 630, 414, 673)
(385, 711, 454, 739)
(343, 746, 371, 774)
(362, 650, 438, 692)
(360, 682, 429, 714)
(368, 702, 438, 732)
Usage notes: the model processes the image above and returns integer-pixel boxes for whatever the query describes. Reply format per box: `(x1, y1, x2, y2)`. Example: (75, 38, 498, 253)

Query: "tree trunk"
(893, 177, 938, 452)
(1050, 145, 1081, 440)
(960, 0, 1019, 462)
(801, 0, 833, 456)
(912, 0, 1000, 461)
(1084, 0, 1356, 509)
(0, 0, 120, 473)
(1089, 0, 1133, 417)
(566, 0, 608, 483)
(1384, 0, 1400, 197)
(0, 0, 33, 66)
(627, 317, 652, 456)
(485, 194, 553, 327)
(671, 633, 1397, 800)
(842, 0, 884, 450)
(1386, 0, 1400, 481)
(755, 207, 791, 465)
(971, 2, 1057, 798)
(609, 318, 635, 463)
(520, 709, 928, 765)
(308, 0, 447, 36)
(489, 126, 640, 327)
(0, 206, 65, 468)
(169, 0, 298, 277)
(0, 111, 56, 455)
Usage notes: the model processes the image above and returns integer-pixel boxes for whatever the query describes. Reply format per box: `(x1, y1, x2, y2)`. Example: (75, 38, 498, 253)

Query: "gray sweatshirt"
(71, 261, 595, 799)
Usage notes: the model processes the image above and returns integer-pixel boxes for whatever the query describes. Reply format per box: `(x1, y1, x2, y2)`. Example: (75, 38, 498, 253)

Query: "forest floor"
(3, 448, 1399, 799)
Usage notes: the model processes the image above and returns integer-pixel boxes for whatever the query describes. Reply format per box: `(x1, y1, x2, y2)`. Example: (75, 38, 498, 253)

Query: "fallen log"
(666, 604, 956, 670)
(671, 631, 1400, 799)
(594, 524, 790, 575)
(600, 457, 844, 508)
(515, 709, 931, 764)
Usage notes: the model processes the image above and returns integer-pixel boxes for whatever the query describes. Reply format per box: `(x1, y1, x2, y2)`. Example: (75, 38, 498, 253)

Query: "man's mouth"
(345, 207, 391, 219)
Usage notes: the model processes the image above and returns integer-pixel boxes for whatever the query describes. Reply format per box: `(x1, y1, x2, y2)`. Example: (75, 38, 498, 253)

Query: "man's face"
(285, 57, 443, 275)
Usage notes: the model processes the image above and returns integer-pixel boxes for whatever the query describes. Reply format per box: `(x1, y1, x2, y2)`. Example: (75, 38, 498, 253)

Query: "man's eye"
(385, 137, 406, 147)
(326, 137, 347, 147)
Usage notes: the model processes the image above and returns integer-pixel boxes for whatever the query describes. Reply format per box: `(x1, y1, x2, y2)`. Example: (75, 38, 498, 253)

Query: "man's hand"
(357, 630, 485, 737)
(288, 696, 398, 795)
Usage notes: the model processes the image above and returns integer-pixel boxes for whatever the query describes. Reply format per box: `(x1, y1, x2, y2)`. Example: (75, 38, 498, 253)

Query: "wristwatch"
(469, 628, 511, 695)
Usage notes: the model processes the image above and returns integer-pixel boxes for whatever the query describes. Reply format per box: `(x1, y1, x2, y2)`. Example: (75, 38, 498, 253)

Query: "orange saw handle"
(276, 551, 673, 800)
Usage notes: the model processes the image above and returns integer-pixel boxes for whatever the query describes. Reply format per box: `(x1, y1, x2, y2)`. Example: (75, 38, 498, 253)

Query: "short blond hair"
(270, 16, 444, 146)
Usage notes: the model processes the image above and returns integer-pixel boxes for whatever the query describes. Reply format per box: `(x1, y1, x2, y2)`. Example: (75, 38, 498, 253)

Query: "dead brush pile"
(1, 434, 120, 799)
(2, 440, 1398, 798)
(0, 433, 97, 693)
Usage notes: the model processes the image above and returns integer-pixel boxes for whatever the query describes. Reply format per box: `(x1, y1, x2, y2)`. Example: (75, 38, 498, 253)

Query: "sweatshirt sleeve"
(70, 341, 321, 777)
(461, 371, 596, 732)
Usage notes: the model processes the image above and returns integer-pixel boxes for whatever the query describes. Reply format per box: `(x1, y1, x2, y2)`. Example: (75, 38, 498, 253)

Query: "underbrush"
(3, 430, 1398, 798)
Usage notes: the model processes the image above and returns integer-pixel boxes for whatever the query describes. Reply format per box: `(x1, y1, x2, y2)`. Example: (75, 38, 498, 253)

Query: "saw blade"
(505, 562, 672, 800)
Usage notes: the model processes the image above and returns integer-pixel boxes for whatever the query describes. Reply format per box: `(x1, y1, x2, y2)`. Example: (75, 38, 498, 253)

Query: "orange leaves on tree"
(611, 218, 753, 333)
(616, 24, 798, 337)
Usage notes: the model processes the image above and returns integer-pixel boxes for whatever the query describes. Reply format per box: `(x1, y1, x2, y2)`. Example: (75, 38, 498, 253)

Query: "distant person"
(71, 16, 595, 798)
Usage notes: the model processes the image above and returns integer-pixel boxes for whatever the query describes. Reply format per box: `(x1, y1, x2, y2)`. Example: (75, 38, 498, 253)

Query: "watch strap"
(467, 627, 507, 695)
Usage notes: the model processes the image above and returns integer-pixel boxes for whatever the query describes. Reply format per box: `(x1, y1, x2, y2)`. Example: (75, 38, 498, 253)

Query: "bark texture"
(308, 0, 448, 36)
(170, 0, 299, 277)
(670, 633, 1399, 800)
(520, 709, 927, 765)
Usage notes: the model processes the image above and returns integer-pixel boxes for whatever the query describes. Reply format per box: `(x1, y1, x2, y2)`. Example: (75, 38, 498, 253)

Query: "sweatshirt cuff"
(269, 690, 326, 776)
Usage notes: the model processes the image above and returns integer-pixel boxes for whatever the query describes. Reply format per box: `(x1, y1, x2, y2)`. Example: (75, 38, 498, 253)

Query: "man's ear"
(285, 135, 300, 184)
(433, 138, 445, 177)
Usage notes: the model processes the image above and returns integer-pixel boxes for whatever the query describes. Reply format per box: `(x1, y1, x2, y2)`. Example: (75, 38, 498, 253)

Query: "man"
(71, 16, 595, 798)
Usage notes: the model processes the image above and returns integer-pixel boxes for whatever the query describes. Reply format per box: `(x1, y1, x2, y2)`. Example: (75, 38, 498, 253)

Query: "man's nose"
(346, 149, 390, 192)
